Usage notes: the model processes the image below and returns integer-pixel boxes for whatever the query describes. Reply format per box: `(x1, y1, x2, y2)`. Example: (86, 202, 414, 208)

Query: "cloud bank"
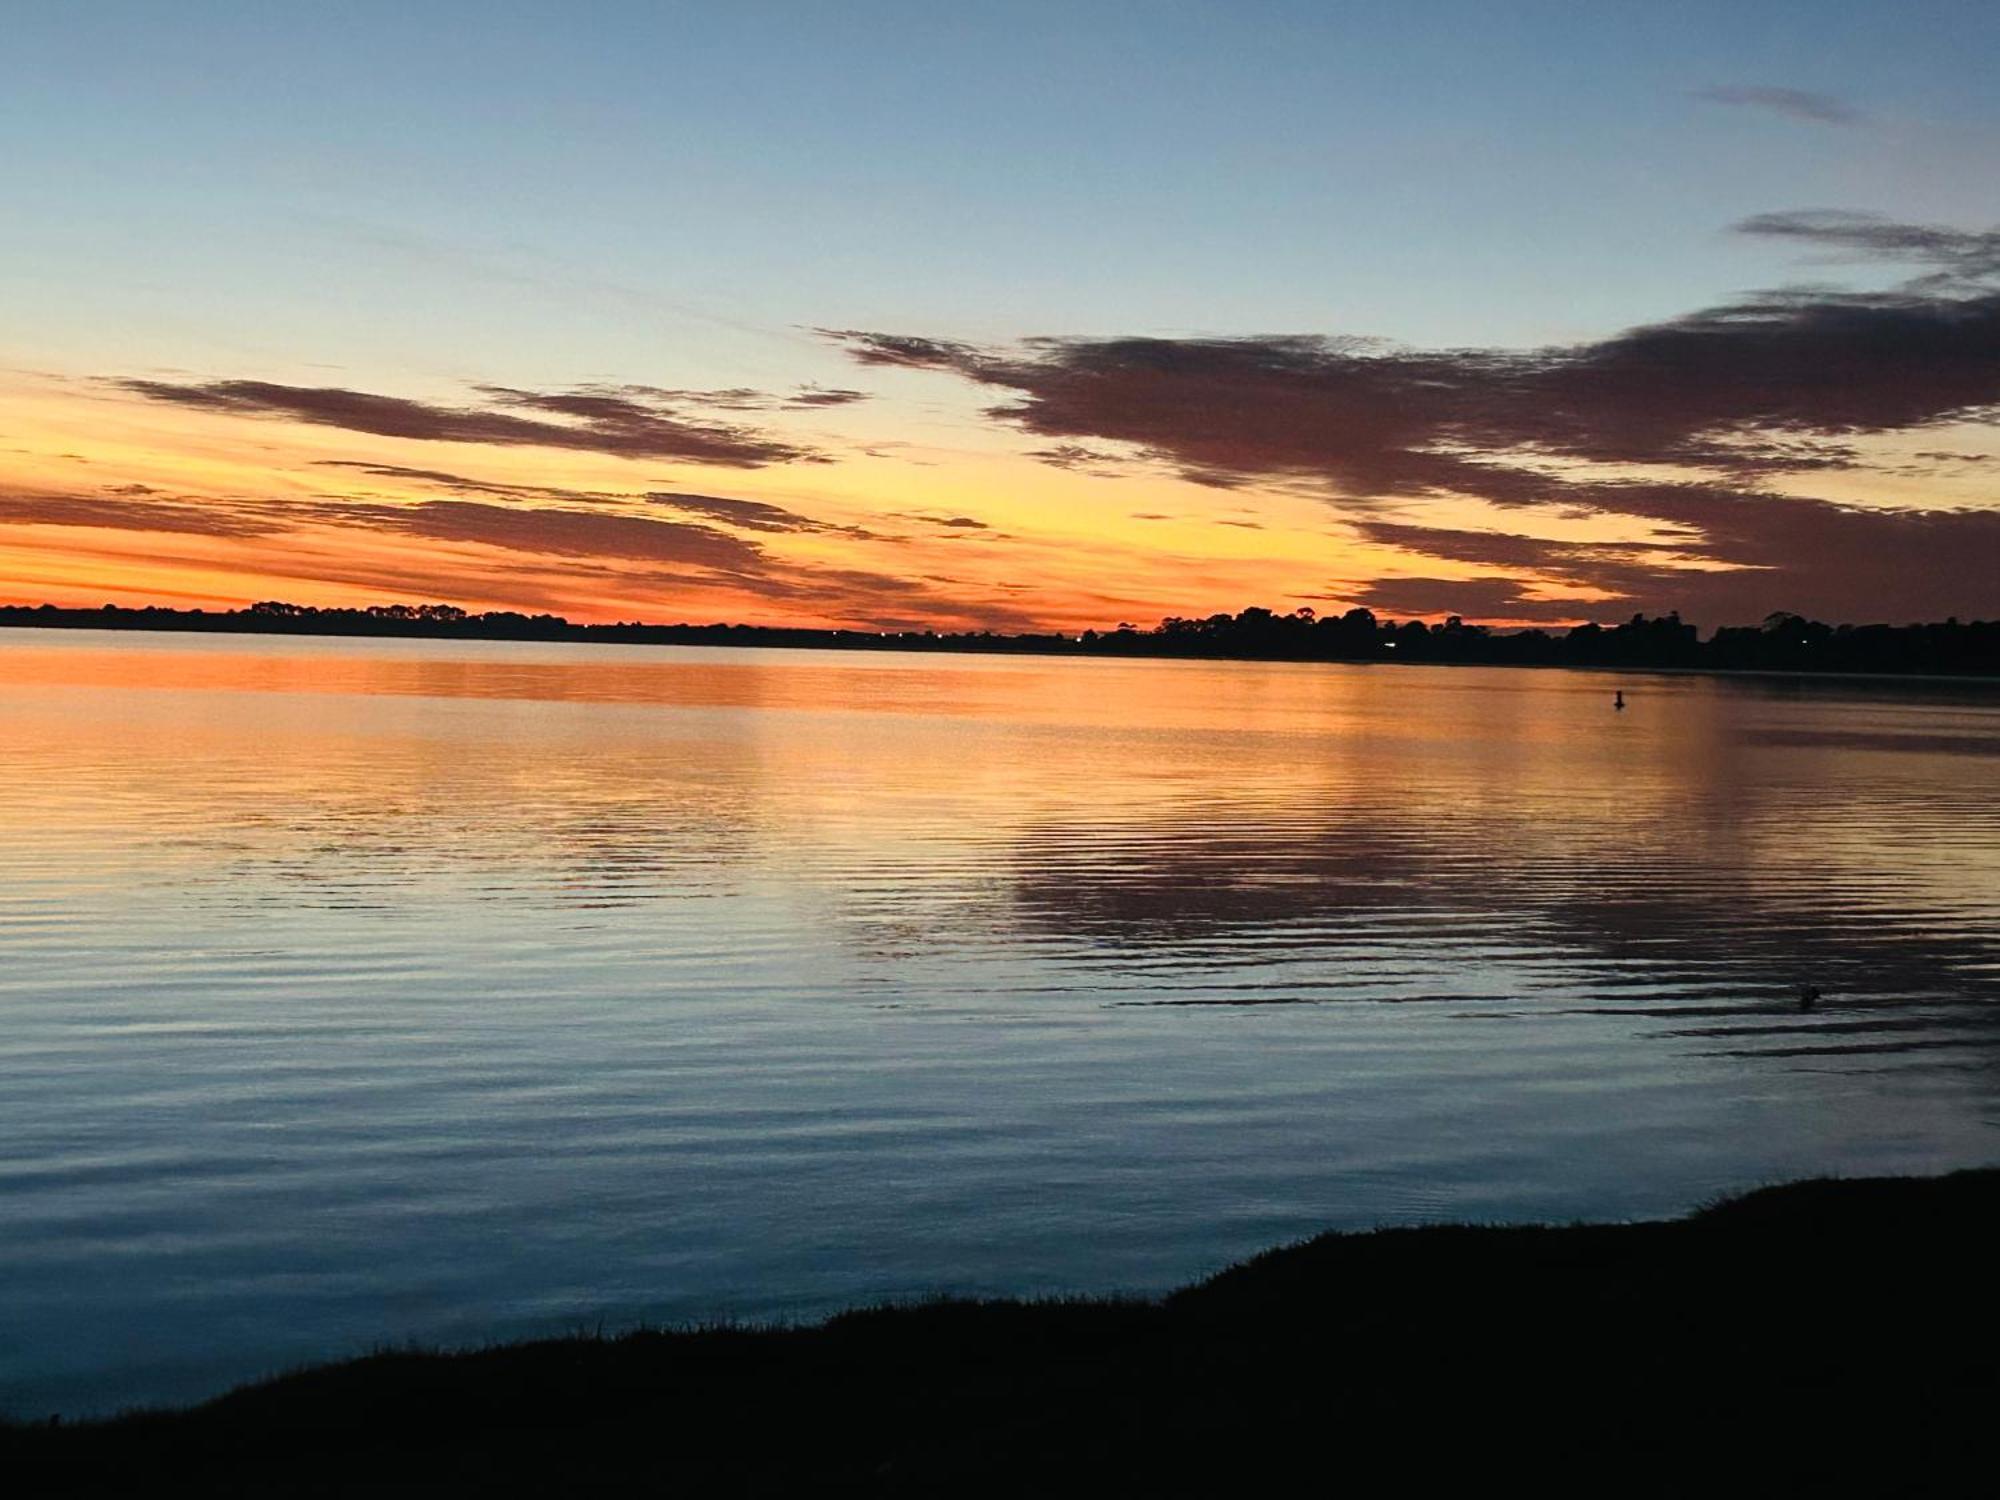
(827, 211, 2000, 623)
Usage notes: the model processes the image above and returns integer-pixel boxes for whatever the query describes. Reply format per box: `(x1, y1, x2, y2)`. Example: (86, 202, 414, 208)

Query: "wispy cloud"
(643, 491, 877, 538)
(1695, 84, 1865, 126)
(312, 461, 600, 501)
(1022, 442, 1141, 476)
(119, 379, 828, 467)
(1735, 209, 2000, 292)
(782, 387, 871, 409)
(891, 512, 991, 531)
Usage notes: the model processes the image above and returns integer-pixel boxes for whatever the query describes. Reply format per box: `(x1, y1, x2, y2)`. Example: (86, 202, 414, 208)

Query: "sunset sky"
(4, 1, 1998, 631)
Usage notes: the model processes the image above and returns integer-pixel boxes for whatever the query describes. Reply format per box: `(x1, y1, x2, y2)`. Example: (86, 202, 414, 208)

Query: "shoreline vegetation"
(8, 1169, 1995, 1493)
(5, 599, 2000, 677)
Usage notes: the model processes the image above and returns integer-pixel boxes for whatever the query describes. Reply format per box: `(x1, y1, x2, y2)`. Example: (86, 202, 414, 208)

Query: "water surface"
(3, 629, 1997, 1414)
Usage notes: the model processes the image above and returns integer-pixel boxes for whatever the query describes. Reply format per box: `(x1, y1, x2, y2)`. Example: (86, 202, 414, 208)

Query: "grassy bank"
(9, 1169, 1996, 1495)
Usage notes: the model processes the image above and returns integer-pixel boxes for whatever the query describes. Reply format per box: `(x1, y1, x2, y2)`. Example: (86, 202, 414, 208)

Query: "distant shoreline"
(6, 602, 1999, 679)
(8, 1167, 1995, 1493)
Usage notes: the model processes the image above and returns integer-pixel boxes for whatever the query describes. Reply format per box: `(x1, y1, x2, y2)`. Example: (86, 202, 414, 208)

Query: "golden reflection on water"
(4, 629, 1994, 927)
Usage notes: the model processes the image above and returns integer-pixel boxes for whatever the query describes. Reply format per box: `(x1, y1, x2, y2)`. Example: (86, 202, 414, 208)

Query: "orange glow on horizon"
(6, 364, 1981, 633)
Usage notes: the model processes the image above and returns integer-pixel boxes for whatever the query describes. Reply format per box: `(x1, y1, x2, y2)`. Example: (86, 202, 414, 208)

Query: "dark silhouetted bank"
(5, 599, 2000, 676)
(6, 1169, 1994, 1495)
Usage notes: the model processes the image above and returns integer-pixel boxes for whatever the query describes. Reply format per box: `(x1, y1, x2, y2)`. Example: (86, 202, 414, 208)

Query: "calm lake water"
(3, 629, 1997, 1415)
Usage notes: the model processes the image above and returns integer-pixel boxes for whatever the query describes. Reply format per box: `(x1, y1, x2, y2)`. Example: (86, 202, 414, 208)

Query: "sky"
(3, 0, 1998, 631)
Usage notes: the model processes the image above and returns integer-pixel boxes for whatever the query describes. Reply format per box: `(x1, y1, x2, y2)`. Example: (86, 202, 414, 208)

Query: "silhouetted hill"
(7, 1169, 1994, 1495)
(5, 599, 1998, 676)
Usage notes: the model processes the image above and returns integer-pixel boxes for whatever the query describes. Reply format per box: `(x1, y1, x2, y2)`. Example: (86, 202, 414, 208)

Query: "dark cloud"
(783, 387, 870, 408)
(1591, 491, 2000, 623)
(828, 217, 2000, 623)
(570, 383, 869, 412)
(310, 495, 1024, 626)
(676, 556, 1039, 633)
(888, 512, 990, 530)
(1350, 577, 1585, 623)
(1539, 292, 2000, 470)
(314, 462, 875, 538)
(1353, 521, 1614, 572)
(1355, 494, 2000, 625)
(0, 488, 280, 539)
(313, 460, 593, 501)
(314, 499, 768, 570)
(643, 490, 875, 538)
(846, 294, 2000, 489)
(120, 379, 824, 467)
(1023, 442, 1138, 474)
(824, 330, 987, 371)
(1695, 85, 1865, 126)
(0, 480, 1025, 631)
(312, 494, 1032, 624)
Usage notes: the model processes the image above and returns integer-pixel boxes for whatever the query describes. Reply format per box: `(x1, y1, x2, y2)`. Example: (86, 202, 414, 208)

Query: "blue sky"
(9, 0, 1996, 365)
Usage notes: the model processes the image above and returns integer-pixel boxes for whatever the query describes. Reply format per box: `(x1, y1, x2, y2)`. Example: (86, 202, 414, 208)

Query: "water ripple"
(2, 630, 1997, 1415)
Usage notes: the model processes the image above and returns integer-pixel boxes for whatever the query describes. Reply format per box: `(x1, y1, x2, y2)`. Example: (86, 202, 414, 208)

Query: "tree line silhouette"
(3, 599, 1997, 676)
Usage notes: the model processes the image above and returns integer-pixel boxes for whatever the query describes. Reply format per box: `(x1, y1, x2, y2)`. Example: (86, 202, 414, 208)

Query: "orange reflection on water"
(5, 625, 1997, 925)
